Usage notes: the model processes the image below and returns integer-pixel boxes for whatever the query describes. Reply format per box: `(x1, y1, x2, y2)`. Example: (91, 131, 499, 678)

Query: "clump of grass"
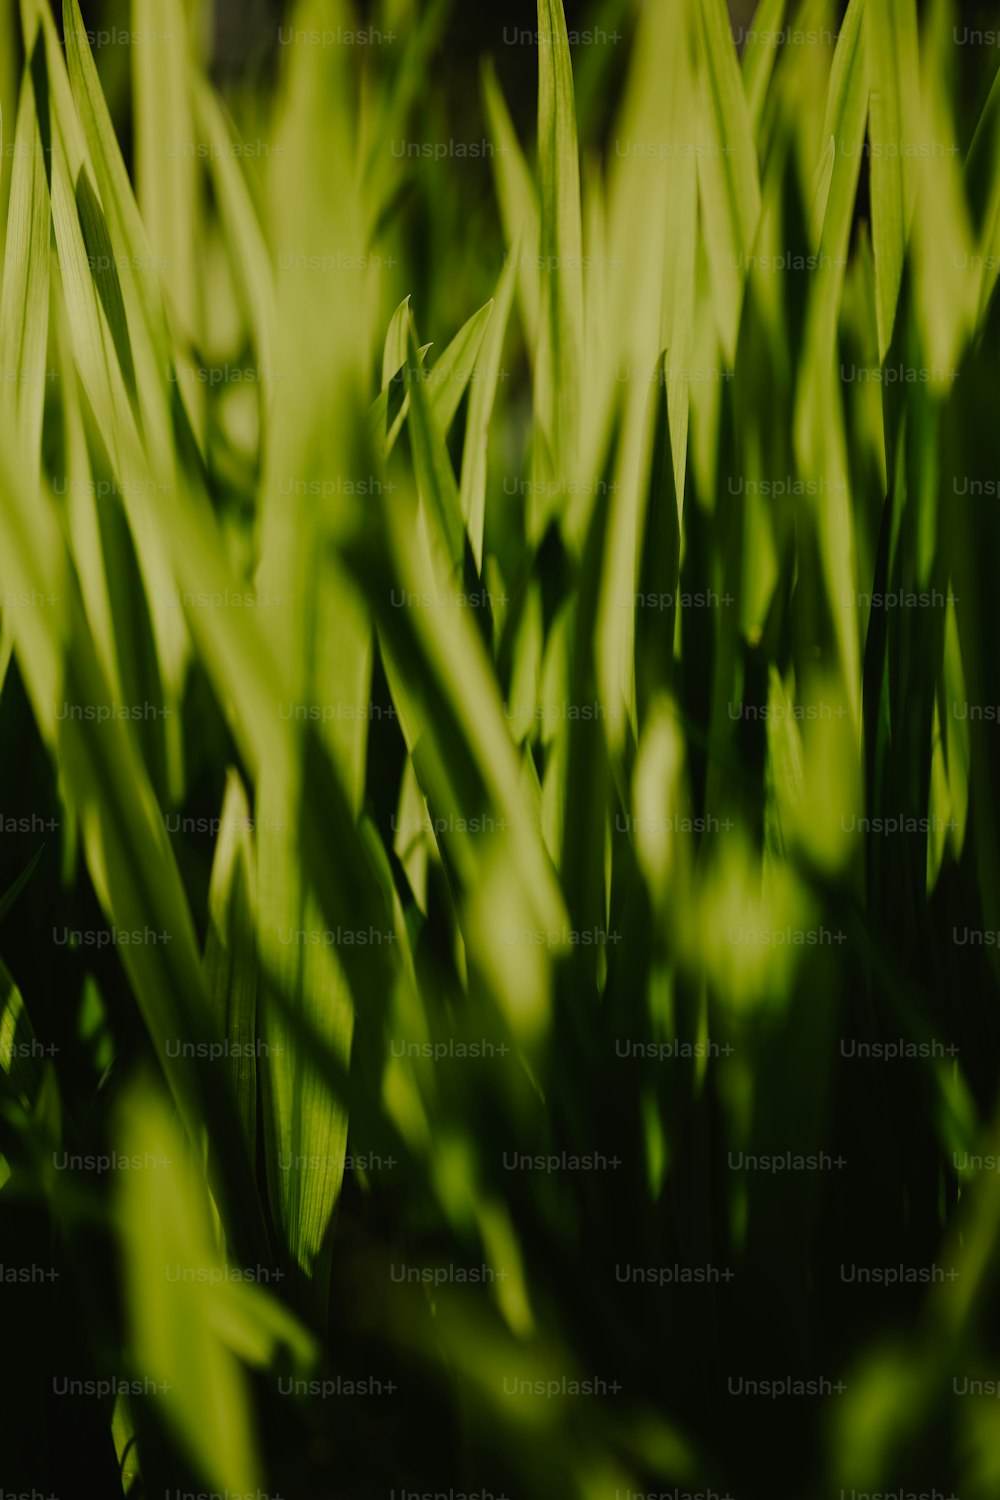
(0, 0, 999, 1495)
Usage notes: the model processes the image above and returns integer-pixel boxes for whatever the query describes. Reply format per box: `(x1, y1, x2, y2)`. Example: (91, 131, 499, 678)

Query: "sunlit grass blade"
(250, 0, 383, 1296)
(792, 0, 866, 733)
(350, 489, 567, 1036)
(371, 326, 432, 464)
(46, 0, 190, 791)
(741, 0, 787, 138)
(695, 0, 762, 363)
(866, 0, 919, 361)
(535, 0, 584, 483)
(0, 54, 50, 470)
(60, 0, 169, 357)
(482, 59, 540, 352)
(426, 296, 494, 433)
(910, 0, 975, 377)
(595, 0, 697, 753)
(256, 805, 353, 1288)
(116, 1078, 266, 1496)
(0, 0, 17, 243)
(132, 0, 200, 344)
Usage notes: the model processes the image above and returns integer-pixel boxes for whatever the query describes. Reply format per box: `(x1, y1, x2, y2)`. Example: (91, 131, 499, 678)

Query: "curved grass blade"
(0, 956, 43, 1108)
(426, 296, 494, 434)
(965, 64, 1000, 327)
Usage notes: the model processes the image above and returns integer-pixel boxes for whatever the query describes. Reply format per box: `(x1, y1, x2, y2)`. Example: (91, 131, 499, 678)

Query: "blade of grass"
(0, 54, 50, 470)
(132, 0, 200, 344)
(204, 769, 258, 1156)
(404, 317, 466, 580)
(535, 0, 584, 484)
(866, 0, 919, 362)
(460, 257, 516, 572)
(695, 0, 762, 363)
(482, 59, 540, 353)
(741, 0, 787, 138)
(426, 296, 494, 434)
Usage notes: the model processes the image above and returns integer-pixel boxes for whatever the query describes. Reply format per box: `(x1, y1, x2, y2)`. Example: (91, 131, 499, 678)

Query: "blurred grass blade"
(0, 440, 266, 1261)
(460, 257, 516, 571)
(965, 63, 1000, 325)
(192, 74, 277, 423)
(62, 0, 169, 355)
(0, 844, 44, 924)
(911, 0, 975, 375)
(741, 0, 786, 137)
(535, 0, 584, 479)
(117, 1079, 266, 1496)
(482, 59, 540, 351)
(204, 770, 258, 1155)
(0, 956, 42, 1108)
(867, 0, 919, 361)
(695, 0, 762, 362)
(132, 0, 200, 343)
(0, 53, 50, 470)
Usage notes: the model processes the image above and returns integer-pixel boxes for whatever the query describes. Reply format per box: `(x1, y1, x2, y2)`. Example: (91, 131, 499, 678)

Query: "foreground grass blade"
(132, 0, 200, 343)
(535, 0, 584, 483)
(866, 0, 919, 361)
(0, 56, 50, 470)
(741, 0, 786, 137)
(482, 59, 540, 352)
(695, 0, 762, 362)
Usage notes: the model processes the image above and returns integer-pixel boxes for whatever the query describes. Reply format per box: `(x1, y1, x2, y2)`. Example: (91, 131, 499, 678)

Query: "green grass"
(1, 0, 1000, 1495)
